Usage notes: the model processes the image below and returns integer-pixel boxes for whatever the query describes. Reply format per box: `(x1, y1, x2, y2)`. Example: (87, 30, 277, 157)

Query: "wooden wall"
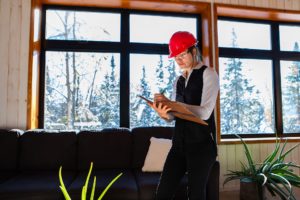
(0, 0, 299, 191)
(0, 0, 31, 129)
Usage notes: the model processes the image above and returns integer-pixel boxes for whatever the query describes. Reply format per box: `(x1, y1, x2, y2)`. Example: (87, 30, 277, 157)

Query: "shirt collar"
(181, 63, 203, 79)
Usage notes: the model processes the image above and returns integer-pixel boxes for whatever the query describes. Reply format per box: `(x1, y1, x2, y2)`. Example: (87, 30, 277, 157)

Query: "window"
(218, 18, 300, 138)
(41, 6, 200, 130)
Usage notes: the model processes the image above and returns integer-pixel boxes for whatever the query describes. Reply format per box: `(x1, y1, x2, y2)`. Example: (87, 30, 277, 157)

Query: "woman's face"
(174, 49, 194, 70)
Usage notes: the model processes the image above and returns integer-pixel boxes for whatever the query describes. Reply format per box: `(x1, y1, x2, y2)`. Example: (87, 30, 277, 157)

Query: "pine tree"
(282, 42, 300, 132)
(221, 28, 264, 134)
(165, 60, 177, 99)
(109, 55, 120, 126)
(137, 66, 156, 126)
(95, 55, 120, 128)
(98, 73, 112, 127)
(156, 55, 165, 92)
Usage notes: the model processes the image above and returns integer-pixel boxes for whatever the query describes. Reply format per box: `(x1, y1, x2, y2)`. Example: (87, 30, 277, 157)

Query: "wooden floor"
(220, 187, 300, 200)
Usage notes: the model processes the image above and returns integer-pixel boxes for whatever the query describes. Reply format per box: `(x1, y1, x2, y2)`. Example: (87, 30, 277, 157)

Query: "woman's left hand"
(148, 101, 171, 120)
(154, 93, 170, 103)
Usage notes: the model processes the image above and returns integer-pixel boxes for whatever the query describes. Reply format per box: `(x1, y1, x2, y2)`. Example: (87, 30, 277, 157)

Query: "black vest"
(173, 65, 216, 147)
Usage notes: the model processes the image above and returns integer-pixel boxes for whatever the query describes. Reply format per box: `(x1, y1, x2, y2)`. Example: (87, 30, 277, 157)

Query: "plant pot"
(240, 178, 266, 200)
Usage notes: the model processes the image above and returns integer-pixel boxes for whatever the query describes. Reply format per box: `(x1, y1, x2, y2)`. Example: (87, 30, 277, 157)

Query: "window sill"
(219, 136, 300, 145)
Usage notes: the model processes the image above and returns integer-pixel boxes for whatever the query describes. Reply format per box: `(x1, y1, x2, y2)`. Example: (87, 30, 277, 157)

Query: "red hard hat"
(168, 31, 198, 58)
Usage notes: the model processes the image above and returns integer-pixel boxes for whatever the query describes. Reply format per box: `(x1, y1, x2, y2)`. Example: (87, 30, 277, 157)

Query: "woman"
(151, 31, 219, 200)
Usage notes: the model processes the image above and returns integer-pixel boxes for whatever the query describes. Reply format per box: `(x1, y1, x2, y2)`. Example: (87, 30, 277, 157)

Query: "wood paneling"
(0, 0, 10, 127)
(19, 0, 31, 128)
(217, 5, 300, 22)
(0, 0, 30, 129)
(7, 0, 21, 128)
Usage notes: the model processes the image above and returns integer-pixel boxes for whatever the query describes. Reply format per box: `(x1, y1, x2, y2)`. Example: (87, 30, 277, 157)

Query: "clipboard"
(137, 95, 208, 125)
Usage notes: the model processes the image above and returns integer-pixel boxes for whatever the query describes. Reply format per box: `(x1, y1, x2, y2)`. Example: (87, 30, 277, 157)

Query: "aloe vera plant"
(59, 162, 122, 200)
(224, 135, 300, 200)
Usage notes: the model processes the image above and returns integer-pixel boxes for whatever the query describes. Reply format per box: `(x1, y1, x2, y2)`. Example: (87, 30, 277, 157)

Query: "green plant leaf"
(97, 173, 123, 200)
(263, 139, 280, 164)
(261, 162, 271, 173)
(269, 173, 292, 198)
(279, 143, 300, 162)
(268, 179, 296, 200)
(59, 162, 123, 200)
(283, 176, 300, 187)
(265, 184, 276, 197)
(223, 134, 300, 199)
(59, 186, 72, 200)
(267, 181, 290, 200)
(235, 134, 256, 175)
(90, 176, 96, 200)
(82, 162, 94, 200)
(82, 185, 87, 200)
(257, 173, 267, 186)
(58, 166, 71, 200)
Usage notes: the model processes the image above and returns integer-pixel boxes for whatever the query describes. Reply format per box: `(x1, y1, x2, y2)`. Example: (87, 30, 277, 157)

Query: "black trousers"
(155, 140, 216, 200)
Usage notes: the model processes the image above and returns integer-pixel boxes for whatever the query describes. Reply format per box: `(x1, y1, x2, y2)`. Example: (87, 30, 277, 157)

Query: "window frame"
(39, 5, 202, 129)
(216, 13, 300, 140)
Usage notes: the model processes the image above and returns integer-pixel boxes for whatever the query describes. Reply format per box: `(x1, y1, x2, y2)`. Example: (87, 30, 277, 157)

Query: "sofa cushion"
(131, 127, 174, 169)
(0, 170, 76, 200)
(77, 128, 132, 170)
(0, 129, 21, 171)
(0, 172, 17, 185)
(134, 170, 187, 200)
(19, 130, 77, 170)
(68, 169, 138, 200)
(142, 137, 172, 172)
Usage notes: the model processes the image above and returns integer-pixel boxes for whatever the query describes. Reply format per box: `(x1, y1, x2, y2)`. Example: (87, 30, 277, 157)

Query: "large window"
(218, 18, 300, 138)
(41, 6, 200, 130)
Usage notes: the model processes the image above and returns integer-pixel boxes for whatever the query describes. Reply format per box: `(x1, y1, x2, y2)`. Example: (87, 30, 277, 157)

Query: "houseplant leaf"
(97, 172, 123, 200)
(224, 134, 300, 200)
(59, 162, 123, 200)
(59, 166, 71, 200)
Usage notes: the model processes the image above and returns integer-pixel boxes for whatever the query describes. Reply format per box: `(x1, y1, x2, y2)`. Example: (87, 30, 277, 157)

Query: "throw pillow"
(142, 137, 172, 172)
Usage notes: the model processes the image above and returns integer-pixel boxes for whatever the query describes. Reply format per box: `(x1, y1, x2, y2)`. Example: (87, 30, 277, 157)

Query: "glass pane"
(130, 54, 181, 127)
(45, 51, 120, 130)
(280, 61, 300, 133)
(218, 20, 271, 50)
(279, 25, 300, 51)
(130, 14, 197, 44)
(46, 10, 120, 41)
(219, 58, 274, 135)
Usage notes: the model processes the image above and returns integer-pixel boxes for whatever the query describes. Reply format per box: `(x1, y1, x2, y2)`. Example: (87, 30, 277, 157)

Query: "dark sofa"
(0, 127, 220, 200)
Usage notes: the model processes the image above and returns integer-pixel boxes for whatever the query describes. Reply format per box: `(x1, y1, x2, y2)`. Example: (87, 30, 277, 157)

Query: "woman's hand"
(154, 93, 170, 103)
(147, 101, 171, 120)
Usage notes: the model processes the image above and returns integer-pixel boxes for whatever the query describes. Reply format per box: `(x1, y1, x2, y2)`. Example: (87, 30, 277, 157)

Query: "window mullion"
(271, 23, 283, 136)
(120, 11, 130, 128)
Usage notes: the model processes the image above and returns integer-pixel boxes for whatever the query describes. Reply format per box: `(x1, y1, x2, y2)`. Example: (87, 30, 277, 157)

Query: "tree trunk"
(64, 13, 72, 129)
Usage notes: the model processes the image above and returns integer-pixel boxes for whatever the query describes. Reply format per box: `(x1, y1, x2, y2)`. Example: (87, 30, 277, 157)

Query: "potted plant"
(223, 135, 300, 200)
(59, 162, 122, 200)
